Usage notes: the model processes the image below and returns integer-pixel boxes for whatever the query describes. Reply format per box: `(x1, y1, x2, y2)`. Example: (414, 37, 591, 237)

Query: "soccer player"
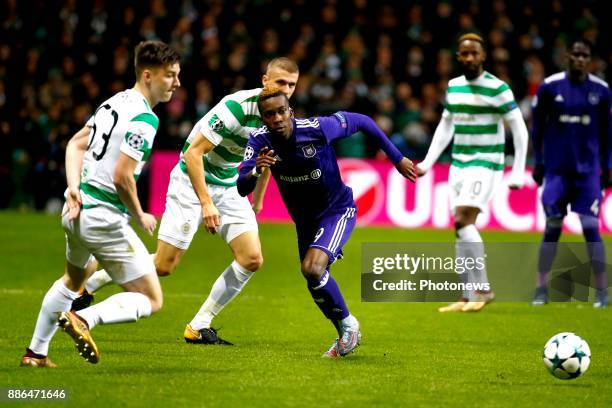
(531, 38, 611, 307)
(21, 40, 181, 367)
(237, 87, 416, 357)
(81, 58, 300, 345)
(416, 33, 528, 312)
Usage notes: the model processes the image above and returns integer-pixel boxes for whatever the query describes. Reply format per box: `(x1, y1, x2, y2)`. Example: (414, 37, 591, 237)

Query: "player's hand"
(201, 202, 221, 234)
(415, 164, 427, 177)
(136, 212, 157, 236)
(255, 147, 276, 174)
(63, 187, 82, 220)
(532, 164, 544, 186)
(507, 172, 525, 190)
(395, 157, 417, 182)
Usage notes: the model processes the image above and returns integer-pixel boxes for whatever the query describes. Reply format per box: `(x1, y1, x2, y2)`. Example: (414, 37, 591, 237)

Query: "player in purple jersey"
(531, 38, 611, 307)
(237, 87, 416, 357)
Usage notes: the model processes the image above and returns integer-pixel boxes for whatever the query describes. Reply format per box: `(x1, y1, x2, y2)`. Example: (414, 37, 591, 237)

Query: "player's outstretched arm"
(505, 109, 529, 189)
(183, 133, 220, 234)
(64, 125, 92, 220)
(113, 152, 157, 235)
(416, 113, 453, 176)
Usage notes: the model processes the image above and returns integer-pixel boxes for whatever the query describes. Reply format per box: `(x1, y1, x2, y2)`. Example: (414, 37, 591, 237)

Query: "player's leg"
(185, 186, 260, 345)
(454, 205, 494, 312)
(299, 207, 360, 357)
(573, 174, 607, 307)
(533, 174, 567, 305)
(453, 168, 497, 312)
(59, 209, 159, 363)
(22, 212, 94, 367)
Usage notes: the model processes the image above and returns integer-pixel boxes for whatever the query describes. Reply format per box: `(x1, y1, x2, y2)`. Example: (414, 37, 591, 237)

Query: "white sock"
(189, 261, 254, 330)
(85, 269, 113, 293)
(28, 279, 79, 356)
(457, 224, 489, 299)
(340, 314, 359, 330)
(76, 292, 152, 329)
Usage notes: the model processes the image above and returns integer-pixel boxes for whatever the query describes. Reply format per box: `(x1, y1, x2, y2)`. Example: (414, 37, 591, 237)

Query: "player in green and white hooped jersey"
(21, 41, 180, 367)
(416, 33, 528, 313)
(179, 58, 299, 344)
(83, 58, 300, 345)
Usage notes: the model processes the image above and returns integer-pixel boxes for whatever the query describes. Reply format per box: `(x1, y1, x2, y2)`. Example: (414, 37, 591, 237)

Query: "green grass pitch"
(1, 212, 611, 407)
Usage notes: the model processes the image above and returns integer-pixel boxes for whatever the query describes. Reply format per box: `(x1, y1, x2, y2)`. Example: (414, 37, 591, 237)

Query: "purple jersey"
(532, 72, 611, 175)
(238, 111, 403, 223)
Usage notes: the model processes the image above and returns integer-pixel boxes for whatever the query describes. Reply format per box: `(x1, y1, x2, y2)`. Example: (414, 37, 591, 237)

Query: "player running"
(237, 87, 416, 357)
(21, 41, 181, 367)
(416, 33, 528, 312)
(531, 38, 611, 307)
(80, 58, 300, 345)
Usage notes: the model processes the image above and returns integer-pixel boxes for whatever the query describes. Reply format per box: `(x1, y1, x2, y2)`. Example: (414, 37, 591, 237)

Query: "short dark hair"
(134, 40, 180, 79)
(257, 86, 289, 112)
(567, 37, 593, 53)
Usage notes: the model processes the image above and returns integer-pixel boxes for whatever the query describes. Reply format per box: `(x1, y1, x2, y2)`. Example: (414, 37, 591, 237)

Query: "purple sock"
(587, 242, 607, 291)
(307, 270, 350, 328)
(537, 221, 562, 288)
(581, 216, 608, 291)
(538, 242, 558, 287)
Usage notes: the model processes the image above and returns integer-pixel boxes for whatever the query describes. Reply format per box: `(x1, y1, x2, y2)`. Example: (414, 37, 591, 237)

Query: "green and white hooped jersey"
(79, 89, 158, 214)
(179, 88, 262, 187)
(444, 71, 519, 171)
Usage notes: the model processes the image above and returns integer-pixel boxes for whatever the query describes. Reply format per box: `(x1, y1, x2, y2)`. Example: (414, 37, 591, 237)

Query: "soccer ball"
(543, 332, 591, 379)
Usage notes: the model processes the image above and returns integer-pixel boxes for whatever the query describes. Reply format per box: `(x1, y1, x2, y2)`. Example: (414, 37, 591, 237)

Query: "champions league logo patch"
(302, 144, 317, 158)
(126, 133, 145, 150)
(244, 145, 254, 161)
(210, 118, 225, 132)
(588, 93, 600, 105)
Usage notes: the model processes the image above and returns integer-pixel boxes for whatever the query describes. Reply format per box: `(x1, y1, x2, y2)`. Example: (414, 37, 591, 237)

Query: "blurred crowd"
(1, 0, 610, 211)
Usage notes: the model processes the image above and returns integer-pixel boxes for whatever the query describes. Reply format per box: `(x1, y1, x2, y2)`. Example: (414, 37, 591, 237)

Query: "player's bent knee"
(300, 260, 326, 280)
(155, 259, 178, 276)
(238, 253, 263, 272)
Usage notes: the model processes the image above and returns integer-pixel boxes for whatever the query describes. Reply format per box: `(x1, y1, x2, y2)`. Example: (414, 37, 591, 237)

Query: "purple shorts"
(541, 172, 602, 218)
(296, 207, 357, 263)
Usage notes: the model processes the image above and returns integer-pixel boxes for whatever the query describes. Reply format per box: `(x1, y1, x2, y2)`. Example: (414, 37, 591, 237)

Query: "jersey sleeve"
(318, 112, 353, 143)
(531, 82, 550, 166)
(120, 112, 159, 162)
(237, 131, 264, 196)
(239, 133, 262, 175)
(193, 112, 223, 146)
(497, 84, 520, 118)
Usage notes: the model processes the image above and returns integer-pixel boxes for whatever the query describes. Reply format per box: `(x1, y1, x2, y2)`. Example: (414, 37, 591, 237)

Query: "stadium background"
(1, 0, 610, 216)
(3, 2, 612, 406)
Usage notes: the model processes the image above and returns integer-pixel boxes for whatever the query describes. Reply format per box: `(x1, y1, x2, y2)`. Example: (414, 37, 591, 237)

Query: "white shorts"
(158, 164, 258, 250)
(62, 205, 155, 285)
(448, 165, 503, 213)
